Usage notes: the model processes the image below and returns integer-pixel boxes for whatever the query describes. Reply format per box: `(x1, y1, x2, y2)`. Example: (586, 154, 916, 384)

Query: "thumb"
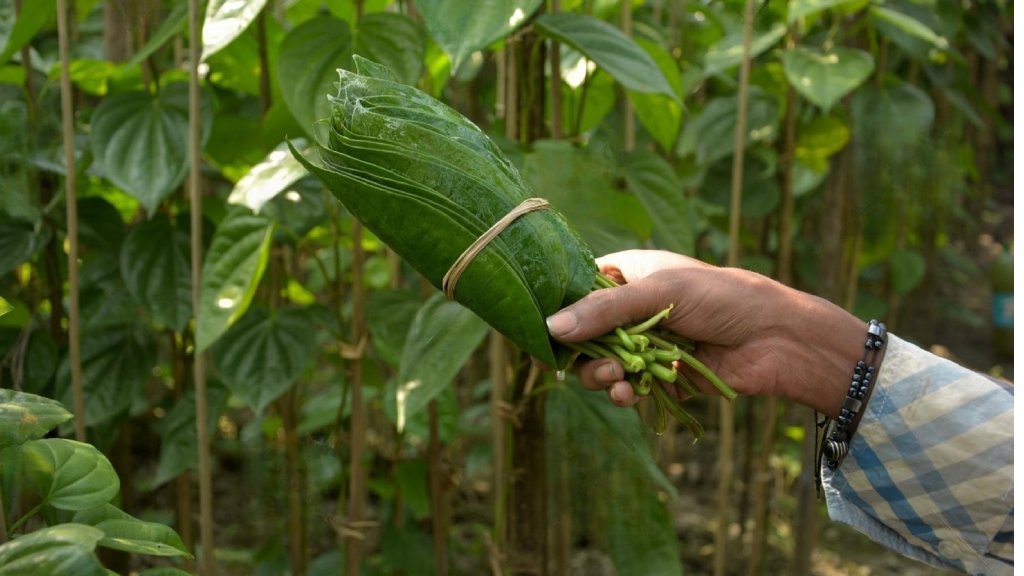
(546, 279, 669, 342)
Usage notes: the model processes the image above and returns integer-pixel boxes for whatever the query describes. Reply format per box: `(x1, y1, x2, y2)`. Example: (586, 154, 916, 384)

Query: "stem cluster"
(567, 274, 738, 439)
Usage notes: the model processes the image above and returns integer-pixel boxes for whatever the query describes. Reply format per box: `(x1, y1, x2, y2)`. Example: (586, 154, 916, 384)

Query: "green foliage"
(0, 0, 1010, 573)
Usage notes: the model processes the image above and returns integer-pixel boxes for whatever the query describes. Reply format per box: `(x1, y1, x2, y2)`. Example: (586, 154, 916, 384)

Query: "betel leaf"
(202, 0, 269, 61)
(211, 306, 317, 413)
(535, 12, 677, 102)
(127, 2, 188, 67)
(0, 218, 49, 277)
(788, 0, 865, 24)
(227, 143, 310, 213)
(21, 439, 120, 510)
(294, 57, 596, 367)
(367, 289, 423, 366)
(0, 524, 107, 576)
(620, 150, 696, 256)
(795, 114, 850, 171)
(0, 1, 55, 65)
(0, 389, 73, 450)
(73, 504, 192, 558)
(629, 38, 683, 152)
(90, 83, 213, 214)
(870, 5, 950, 52)
(354, 12, 425, 86)
(195, 207, 275, 352)
(55, 323, 158, 427)
(278, 15, 352, 140)
(120, 214, 191, 333)
(676, 88, 780, 166)
(393, 294, 488, 431)
(703, 23, 787, 76)
(782, 46, 874, 111)
(415, 0, 543, 71)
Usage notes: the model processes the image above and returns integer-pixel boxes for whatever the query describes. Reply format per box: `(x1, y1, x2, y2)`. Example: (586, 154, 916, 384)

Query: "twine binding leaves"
(442, 197, 551, 299)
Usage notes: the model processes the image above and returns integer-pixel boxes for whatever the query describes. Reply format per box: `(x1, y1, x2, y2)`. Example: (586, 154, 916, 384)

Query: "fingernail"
(610, 386, 624, 404)
(596, 361, 617, 382)
(545, 311, 577, 338)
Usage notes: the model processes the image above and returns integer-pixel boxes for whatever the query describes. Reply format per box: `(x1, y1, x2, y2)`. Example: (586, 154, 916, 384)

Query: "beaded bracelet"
(814, 319, 887, 493)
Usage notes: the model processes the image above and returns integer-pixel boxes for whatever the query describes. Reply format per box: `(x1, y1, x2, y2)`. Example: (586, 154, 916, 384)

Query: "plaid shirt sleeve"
(821, 334, 1014, 575)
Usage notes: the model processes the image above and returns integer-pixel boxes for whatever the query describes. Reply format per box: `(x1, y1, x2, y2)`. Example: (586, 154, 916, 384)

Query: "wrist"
(770, 287, 871, 417)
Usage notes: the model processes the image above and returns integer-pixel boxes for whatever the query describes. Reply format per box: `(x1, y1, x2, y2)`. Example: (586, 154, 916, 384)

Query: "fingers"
(575, 358, 637, 407)
(546, 277, 669, 342)
(596, 250, 708, 284)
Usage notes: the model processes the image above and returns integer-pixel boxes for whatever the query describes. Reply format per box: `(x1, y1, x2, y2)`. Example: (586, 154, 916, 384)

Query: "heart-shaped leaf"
(0, 524, 107, 576)
(354, 12, 425, 86)
(0, 218, 50, 277)
(782, 46, 874, 111)
(278, 15, 352, 140)
(90, 83, 213, 214)
(850, 81, 934, 163)
(0, 389, 73, 450)
(227, 144, 309, 214)
(535, 12, 677, 101)
(620, 150, 696, 256)
(120, 214, 192, 332)
(795, 114, 850, 171)
(195, 207, 275, 352)
(416, 0, 543, 71)
(676, 89, 780, 166)
(74, 504, 193, 558)
(212, 306, 317, 412)
(393, 294, 488, 431)
(21, 439, 120, 510)
(703, 23, 786, 76)
(55, 323, 157, 426)
(0, 1, 56, 65)
(202, 0, 270, 61)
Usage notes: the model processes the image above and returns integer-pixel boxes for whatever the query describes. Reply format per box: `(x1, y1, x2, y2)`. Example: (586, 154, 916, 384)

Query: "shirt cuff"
(821, 334, 1014, 575)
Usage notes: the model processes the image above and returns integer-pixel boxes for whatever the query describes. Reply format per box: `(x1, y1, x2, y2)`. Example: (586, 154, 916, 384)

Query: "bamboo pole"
(621, 0, 634, 151)
(187, 0, 216, 571)
(715, 0, 757, 574)
(428, 400, 448, 575)
(56, 0, 85, 443)
(549, 0, 562, 139)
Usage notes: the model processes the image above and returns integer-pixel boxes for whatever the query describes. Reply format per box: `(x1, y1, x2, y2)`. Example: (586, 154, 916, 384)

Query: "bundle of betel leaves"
(292, 56, 735, 439)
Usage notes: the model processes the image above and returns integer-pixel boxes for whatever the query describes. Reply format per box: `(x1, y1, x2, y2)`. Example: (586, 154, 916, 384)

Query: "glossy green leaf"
(127, 2, 188, 67)
(367, 289, 423, 366)
(415, 0, 543, 71)
(0, 524, 107, 576)
(278, 15, 352, 140)
(795, 114, 850, 171)
(227, 143, 309, 213)
(212, 306, 317, 412)
(90, 83, 213, 214)
(296, 60, 596, 367)
(620, 151, 696, 256)
(354, 12, 425, 86)
(535, 12, 677, 101)
(0, 1, 55, 65)
(195, 208, 275, 352)
(0, 219, 48, 277)
(890, 249, 926, 295)
(73, 504, 192, 558)
(703, 23, 786, 76)
(151, 384, 228, 488)
(629, 38, 683, 151)
(393, 294, 488, 431)
(788, 0, 865, 23)
(676, 88, 780, 166)
(702, 152, 781, 218)
(203, 0, 269, 61)
(0, 389, 73, 450)
(783, 46, 873, 111)
(55, 323, 157, 426)
(120, 214, 191, 333)
(850, 82, 934, 162)
(560, 67, 616, 136)
(870, 6, 950, 52)
(21, 439, 120, 510)
(523, 140, 647, 257)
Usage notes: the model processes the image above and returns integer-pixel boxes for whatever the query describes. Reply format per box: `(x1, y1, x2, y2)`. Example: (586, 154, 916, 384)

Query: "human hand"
(546, 250, 866, 416)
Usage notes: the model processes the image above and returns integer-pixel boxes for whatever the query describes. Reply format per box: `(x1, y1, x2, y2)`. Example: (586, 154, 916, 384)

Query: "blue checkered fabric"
(822, 335, 1014, 575)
